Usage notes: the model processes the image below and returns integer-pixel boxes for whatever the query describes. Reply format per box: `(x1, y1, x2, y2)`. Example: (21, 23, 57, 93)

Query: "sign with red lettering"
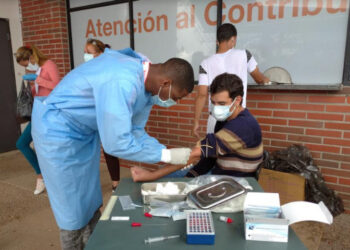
(69, 0, 349, 84)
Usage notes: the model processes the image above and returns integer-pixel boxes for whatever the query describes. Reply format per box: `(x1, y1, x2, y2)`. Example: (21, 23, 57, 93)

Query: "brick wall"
(20, 0, 70, 77)
(119, 86, 350, 212)
(19, 0, 350, 212)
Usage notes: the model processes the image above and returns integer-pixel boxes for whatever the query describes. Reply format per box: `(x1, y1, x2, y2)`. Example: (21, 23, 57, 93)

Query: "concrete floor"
(0, 150, 349, 250)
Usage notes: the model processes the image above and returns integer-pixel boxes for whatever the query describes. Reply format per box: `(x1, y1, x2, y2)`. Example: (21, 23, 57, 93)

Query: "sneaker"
(34, 178, 45, 195)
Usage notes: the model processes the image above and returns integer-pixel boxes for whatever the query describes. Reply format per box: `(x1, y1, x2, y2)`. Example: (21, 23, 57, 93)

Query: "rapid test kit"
(243, 192, 333, 243)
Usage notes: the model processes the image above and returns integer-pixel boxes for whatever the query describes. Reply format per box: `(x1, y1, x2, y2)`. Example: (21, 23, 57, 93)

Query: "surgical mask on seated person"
(84, 53, 94, 62)
(152, 85, 177, 108)
(211, 97, 237, 121)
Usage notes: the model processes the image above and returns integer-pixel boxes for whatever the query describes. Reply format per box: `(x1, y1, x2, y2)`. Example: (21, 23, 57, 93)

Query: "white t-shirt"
(198, 48, 258, 133)
(198, 48, 257, 108)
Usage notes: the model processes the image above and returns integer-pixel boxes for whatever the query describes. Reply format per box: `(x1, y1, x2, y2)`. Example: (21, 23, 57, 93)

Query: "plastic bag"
(16, 80, 33, 121)
(260, 144, 344, 216)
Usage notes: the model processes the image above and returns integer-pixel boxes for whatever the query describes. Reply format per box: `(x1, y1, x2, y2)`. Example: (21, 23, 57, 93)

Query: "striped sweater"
(187, 109, 263, 177)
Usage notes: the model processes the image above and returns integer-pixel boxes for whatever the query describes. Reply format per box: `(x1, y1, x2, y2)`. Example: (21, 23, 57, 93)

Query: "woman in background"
(15, 45, 60, 195)
(84, 38, 120, 191)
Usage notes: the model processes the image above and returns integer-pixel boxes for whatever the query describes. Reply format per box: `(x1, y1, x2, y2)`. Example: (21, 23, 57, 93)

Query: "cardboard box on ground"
(258, 168, 305, 204)
(258, 168, 325, 249)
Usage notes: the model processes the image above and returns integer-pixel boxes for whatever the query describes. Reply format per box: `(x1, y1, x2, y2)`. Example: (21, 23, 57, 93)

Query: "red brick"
(339, 178, 350, 185)
(289, 120, 323, 128)
(247, 94, 273, 101)
(326, 105, 350, 113)
(323, 175, 338, 184)
(342, 163, 350, 170)
(146, 121, 157, 127)
(307, 113, 343, 121)
(273, 110, 306, 119)
(148, 127, 168, 133)
(346, 115, 350, 122)
(179, 112, 194, 118)
(179, 136, 198, 143)
(271, 140, 292, 148)
(288, 135, 322, 144)
(257, 103, 289, 109)
(158, 122, 178, 129)
(257, 118, 287, 125)
(305, 129, 341, 138)
(309, 95, 346, 103)
(246, 101, 257, 108)
(342, 147, 350, 155)
(337, 193, 350, 201)
(262, 132, 287, 140)
(179, 124, 193, 130)
(344, 132, 350, 139)
(169, 117, 191, 124)
(290, 103, 324, 111)
(262, 139, 270, 146)
(169, 105, 191, 111)
(321, 168, 350, 178)
(305, 144, 340, 153)
(310, 151, 321, 159)
(178, 99, 195, 105)
(271, 126, 304, 134)
(160, 134, 178, 140)
(250, 109, 273, 116)
(275, 95, 307, 102)
(324, 138, 350, 147)
(313, 159, 339, 169)
(168, 129, 191, 136)
(158, 111, 179, 117)
(325, 122, 350, 130)
(260, 125, 271, 132)
(323, 153, 350, 162)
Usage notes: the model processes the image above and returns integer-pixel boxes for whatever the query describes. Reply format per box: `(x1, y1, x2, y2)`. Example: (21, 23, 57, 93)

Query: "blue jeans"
(16, 122, 41, 175)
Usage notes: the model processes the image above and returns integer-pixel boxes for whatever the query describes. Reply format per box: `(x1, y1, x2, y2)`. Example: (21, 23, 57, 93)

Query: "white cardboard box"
(244, 192, 333, 243)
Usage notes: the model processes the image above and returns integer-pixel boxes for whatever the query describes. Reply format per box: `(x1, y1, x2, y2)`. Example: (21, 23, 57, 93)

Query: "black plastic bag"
(259, 144, 344, 216)
(16, 80, 33, 121)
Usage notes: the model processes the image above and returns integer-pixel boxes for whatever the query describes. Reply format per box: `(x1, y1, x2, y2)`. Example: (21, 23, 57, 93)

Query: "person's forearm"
(150, 164, 188, 180)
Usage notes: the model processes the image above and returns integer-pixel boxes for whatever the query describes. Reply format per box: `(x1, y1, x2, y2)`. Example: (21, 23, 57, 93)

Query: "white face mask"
(211, 97, 237, 121)
(151, 85, 177, 108)
(26, 62, 39, 71)
(84, 53, 94, 62)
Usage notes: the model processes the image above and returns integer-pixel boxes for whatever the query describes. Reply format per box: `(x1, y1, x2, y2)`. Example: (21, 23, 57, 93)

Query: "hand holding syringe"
(144, 235, 180, 244)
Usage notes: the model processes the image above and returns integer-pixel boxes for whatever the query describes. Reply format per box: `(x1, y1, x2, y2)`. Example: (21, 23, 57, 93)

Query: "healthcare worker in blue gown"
(31, 48, 195, 249)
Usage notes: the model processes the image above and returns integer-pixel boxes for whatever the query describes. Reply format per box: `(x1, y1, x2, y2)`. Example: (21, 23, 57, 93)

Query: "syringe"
(144, 235, 180, 244)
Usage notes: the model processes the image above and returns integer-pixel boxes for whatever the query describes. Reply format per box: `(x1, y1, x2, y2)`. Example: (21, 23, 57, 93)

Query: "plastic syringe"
(144, 235, 180, 244)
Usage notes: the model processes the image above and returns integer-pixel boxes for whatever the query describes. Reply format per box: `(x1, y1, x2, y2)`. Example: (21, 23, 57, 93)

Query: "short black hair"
(164, 58, 194, 93)
(217, 23, 237, 43)
(210, 73, 244, 100)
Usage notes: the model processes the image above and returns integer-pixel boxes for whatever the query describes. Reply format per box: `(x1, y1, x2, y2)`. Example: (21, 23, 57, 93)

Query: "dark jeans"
(103, 151, 120, 181)
(59, 209, 101, 250)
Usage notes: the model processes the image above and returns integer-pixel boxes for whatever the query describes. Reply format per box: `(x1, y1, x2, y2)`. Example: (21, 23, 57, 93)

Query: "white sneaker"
(34, 178, 45, 195)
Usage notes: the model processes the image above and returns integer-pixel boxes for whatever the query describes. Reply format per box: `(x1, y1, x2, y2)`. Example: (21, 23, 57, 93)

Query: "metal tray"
(187, 178, 246, 209)
(141, 182, 187, 205)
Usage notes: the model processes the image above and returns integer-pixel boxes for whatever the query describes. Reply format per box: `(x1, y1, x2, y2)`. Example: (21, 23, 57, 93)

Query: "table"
(85, 178, 307, 250)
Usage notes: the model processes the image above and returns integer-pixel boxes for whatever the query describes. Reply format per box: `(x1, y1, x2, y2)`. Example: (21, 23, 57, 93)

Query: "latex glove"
(23, 74, 37, 81)
(169, 148, 191, 165)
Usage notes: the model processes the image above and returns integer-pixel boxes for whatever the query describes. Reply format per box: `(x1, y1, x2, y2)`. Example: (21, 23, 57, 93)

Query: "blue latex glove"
(23, 74, 37, 81)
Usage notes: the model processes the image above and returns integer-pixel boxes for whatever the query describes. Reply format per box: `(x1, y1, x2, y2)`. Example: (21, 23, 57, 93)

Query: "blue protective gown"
(31, 48, 165, 230)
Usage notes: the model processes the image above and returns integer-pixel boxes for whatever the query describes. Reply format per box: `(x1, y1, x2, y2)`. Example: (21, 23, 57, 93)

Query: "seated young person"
(131, 73, 263, 182)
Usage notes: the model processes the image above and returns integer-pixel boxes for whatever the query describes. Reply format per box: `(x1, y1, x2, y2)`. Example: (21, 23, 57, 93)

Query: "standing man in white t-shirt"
(193, 23, 269, 137)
